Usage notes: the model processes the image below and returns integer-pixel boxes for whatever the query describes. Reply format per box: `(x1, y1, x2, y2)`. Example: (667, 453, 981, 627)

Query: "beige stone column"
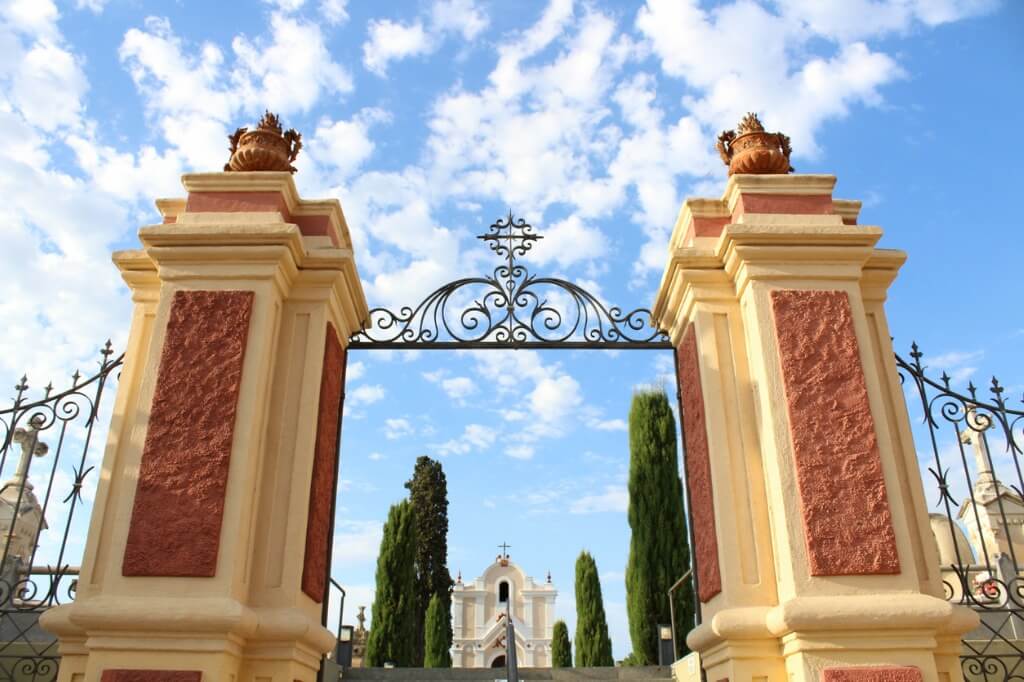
(41, 171, 368, 682)
(654, 172, 977, 682)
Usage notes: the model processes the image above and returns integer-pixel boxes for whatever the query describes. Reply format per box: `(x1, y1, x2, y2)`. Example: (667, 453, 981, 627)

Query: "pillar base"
(685, 597, 977, 682)
(42, 598, 334, 681)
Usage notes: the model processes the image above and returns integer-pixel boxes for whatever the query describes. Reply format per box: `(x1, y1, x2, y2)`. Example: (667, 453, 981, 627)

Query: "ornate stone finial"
(224, 110, 303, 173)
(356, 606, 367, 632)
(546, 570, 551, 584)
(716, 112, 793, 176)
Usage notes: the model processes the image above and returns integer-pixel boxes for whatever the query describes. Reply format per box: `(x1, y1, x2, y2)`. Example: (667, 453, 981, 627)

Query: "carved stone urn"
(224, 111, 302, 173)
(716, 112, 793, 175)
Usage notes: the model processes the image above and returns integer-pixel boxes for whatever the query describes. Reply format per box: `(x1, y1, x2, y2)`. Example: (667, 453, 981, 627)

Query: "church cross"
(498, 542, 511, 557)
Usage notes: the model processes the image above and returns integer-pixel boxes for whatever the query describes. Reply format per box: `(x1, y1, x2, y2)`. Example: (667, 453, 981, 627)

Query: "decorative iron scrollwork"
(349, 213, 671, 349)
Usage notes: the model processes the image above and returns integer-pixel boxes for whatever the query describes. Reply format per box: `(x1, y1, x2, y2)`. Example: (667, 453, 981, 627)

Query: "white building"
(450, 552, 557, 668)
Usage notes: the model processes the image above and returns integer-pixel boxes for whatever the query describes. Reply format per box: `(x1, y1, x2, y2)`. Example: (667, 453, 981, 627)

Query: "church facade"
(450, 553, 557, 668)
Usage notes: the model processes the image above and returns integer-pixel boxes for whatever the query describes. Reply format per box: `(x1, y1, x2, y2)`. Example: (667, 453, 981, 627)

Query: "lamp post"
(334, 625, 353, 667)
(658, 624, 674, 666)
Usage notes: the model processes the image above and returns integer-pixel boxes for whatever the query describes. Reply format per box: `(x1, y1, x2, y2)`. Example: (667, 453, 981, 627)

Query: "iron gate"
(898, 343, 1024, 681)
(0, 343, 121, 681)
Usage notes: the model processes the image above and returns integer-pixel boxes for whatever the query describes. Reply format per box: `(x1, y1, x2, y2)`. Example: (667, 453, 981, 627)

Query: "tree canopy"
(625, 389, 694, 661)
(574, 551, 613, 667)
(365, 499, 418, 667)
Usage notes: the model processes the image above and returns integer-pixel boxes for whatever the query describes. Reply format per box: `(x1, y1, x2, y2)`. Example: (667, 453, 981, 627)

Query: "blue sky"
(1, 0, 1022, 661)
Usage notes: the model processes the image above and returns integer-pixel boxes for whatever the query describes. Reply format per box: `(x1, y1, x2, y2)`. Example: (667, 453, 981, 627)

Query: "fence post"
(40, 168, 368, 682)
(653, 135, 977, 681)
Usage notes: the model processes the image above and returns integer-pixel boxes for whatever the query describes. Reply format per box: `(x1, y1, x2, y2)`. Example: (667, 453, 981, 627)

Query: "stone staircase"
(334, 666, 674, 682)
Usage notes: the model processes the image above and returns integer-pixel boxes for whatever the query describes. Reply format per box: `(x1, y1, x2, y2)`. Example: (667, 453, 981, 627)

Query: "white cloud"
(349, 384, 386, 406)
(774, 0, 999, 42)
(431, 0, 490, 40)
(263, 0, 306, 11)
(571, 484, 628, 514)
(924, 349, 985, 386)
(423, 369, 478, 401)
(505, 445, 535, 460)
(231, 11, 354, 114)
(347, 361, 366, 382)
(530, 375, 582, 424)
(527, 215, 607, 268)
(635, 0, 906, 159)
(11, 38, 87, 132)
(320, 0, 349, 25)
(442, 376, 477, 399)
(368, 451, 385, 461)
(362, 20, 431, 77)
(384, 417, 414, 439)
(119, 12, 352, 174)
(362, 0, 489, 76)
(331, 520, 383, 566)
(588, 418, 627, 432)
(435, 423, 497, 456)
(311, 107, 391, 179)
(73, 0, 108, 13)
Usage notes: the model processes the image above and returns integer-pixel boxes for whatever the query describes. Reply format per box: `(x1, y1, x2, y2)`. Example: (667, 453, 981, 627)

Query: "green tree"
(424, 593, 452, 668)
(551, 620, 572, 668)
(625, 388, 694, 662)
(574, 551, 613, 667)
(365, 500, 417, 667)
(405, 456, 453, 665)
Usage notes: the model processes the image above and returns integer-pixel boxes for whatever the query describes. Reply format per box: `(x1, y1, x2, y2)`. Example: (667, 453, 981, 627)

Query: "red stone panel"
(301, 323, 346, 602)
(771, 289, 900, 576)
(122, 290, 254, 577)
(185, 191, 337, 244)
(101, 670, 202, 682)
(732, 193, 833, 220)
(677, 325, 722, 602)
(823, 666, 923, 682)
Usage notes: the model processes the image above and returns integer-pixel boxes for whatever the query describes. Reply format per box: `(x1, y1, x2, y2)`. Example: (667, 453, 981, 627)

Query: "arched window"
(498, 580, 509, 603)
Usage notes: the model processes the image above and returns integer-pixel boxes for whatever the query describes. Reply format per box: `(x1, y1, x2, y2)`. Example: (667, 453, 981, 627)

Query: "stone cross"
(961, 411, 995, 489)
(11, 416, 48, 493)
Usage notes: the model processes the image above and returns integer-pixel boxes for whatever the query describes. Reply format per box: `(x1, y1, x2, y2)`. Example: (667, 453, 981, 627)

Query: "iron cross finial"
(498, 542, 511, 557)
(477, 212, 542, 264)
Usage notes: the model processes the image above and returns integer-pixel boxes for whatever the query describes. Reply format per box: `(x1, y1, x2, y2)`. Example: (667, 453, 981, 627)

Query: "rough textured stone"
(771, 289, 900, 576)
(101, 670, 201, 682)
(122, 289, 254, 577)
(302, 323, 346, 601)
(823, 666, 923, 682)
(677, 325, 722, 602)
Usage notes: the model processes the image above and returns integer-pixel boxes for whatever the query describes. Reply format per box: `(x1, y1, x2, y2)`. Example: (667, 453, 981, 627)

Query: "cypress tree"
(365, 500, 417, 667)
(625, 388, 694, 662)
(573, 551, 613, 667)
(551, 620, 572, 668)
(405, 456, 453, 665)
(424, 593, 452, 668)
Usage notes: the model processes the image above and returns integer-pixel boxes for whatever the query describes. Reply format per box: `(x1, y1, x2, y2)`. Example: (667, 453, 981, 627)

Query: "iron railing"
(348, 213, 672, 351)
(0, 342, 121, 681)
(898, 343, 1024, 681)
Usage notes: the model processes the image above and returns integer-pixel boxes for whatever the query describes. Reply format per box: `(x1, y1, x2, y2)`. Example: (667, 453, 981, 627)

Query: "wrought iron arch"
(348, 213, 672, 350)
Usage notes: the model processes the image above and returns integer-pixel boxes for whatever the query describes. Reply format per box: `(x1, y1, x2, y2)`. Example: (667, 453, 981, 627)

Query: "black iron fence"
(898, 343, 1024, 681)
(0, 343, 121, 681)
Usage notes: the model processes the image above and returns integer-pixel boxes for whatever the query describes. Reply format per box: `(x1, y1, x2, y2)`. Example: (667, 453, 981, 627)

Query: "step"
(340, 666, 673, 682)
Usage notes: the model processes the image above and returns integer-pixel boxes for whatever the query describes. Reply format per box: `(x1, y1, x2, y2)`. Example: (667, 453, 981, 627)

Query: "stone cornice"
(724, 174, 837, 215)
(179, 172, 354, 250)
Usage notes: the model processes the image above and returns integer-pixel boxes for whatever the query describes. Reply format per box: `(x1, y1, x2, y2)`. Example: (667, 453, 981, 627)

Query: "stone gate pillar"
(41, 118, 368, 681)
(653, 117, 976, 682)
